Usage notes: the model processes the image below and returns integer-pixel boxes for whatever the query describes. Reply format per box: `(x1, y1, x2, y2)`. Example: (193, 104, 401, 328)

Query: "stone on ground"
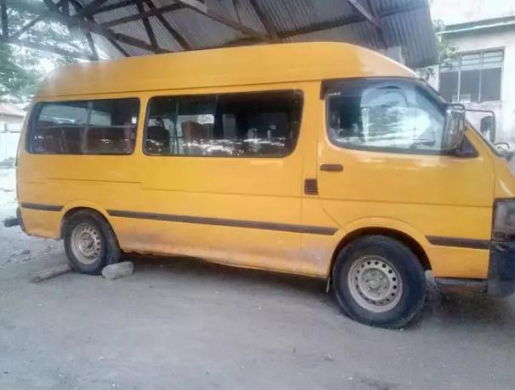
(32, 263, 72, 283)
(102, 261, 134, 280)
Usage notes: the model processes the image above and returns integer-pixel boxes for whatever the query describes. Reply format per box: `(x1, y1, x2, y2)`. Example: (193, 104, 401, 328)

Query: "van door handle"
(320, 164, 343, 172)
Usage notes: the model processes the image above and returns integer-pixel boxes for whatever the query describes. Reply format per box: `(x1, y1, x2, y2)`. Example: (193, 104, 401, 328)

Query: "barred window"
(440, 50, 503, 103)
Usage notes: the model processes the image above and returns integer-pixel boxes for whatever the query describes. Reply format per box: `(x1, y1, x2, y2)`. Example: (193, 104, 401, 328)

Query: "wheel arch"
(329, 226, 432, 277)
(60, 202, 112, 239)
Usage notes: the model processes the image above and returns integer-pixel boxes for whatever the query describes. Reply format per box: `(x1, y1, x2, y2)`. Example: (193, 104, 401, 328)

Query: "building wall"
(0, 115, 23, 162)
(0, 132, 20, 162)
(429, 28, 515, 142)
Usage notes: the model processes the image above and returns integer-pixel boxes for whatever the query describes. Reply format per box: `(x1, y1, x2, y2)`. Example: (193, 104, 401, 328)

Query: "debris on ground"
(32, 263, 73, 283)
(102, 261, 134, 280)
(3, 216, 19, 227)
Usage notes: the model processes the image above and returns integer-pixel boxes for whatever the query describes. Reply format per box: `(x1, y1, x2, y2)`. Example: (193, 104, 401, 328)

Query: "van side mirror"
(442, 104, 466, 151)
(480, 115, 496, 142)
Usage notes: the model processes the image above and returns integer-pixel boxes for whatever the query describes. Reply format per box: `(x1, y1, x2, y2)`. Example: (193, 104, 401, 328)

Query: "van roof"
(36, 42, 416, 99)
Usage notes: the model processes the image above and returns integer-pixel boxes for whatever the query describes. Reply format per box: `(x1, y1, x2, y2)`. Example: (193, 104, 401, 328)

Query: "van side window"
(145, 91, 302, 157)
(326, 80, 445, 153)
(28, 98, 140, 155)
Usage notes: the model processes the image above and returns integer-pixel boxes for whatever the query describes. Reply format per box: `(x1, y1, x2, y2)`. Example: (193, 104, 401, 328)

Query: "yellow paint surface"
(17, 42, 514, 281)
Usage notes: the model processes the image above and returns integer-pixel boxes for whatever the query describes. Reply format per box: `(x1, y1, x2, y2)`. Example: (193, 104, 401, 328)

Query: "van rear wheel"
(332, 235, 426, 328)
(63, 211, 120, 275)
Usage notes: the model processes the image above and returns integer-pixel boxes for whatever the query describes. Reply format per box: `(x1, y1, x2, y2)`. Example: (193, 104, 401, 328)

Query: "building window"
(28, 98, 140, 155)
(440, 50, 503, 103)
(144, 91, 303, 157)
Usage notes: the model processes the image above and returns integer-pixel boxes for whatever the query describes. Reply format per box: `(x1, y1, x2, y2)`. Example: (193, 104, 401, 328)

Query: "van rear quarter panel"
(17, 84, 312, 275)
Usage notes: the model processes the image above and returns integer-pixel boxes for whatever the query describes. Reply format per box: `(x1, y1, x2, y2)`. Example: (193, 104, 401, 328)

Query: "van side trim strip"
(21, 203, 63, 212)
(427, 236, 490, 250)
(107, 209, 337, 236)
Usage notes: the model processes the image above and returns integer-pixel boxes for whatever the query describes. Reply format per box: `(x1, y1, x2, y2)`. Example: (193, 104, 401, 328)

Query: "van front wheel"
(63, 211, 120, 275)
(332, 235, 426, 328)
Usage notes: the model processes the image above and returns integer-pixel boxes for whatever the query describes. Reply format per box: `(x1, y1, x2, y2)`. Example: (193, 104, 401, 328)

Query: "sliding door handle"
(320, 164, 343, 172)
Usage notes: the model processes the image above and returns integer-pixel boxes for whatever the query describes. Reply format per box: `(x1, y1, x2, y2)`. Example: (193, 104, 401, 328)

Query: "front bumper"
(16, 207, 26, 233)
(435, 240, 515, 297)
(487, 241, 515, 297)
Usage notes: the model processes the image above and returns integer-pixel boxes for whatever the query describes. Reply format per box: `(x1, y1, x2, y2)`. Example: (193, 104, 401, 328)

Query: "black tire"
(63, 210, 120, 275)
(332, 235, 426, 329)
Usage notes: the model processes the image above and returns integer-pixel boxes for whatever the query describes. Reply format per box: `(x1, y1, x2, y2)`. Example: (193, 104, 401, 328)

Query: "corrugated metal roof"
(81, 0, 437, 68)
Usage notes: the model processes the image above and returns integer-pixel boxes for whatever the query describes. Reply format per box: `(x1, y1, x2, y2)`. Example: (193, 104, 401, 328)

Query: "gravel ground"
(2, 164, 515, 390)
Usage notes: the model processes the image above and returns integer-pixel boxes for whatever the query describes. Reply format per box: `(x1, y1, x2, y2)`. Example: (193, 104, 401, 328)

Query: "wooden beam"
(107, 39, 130, 57)
(247, 0, 278, 40)
(347, 0, 381, 29)
(366, 0, 387, 49)
(74, 0, 109, 17)
(144, 0, 191, 50)
(175, 0, 269, 41)
(1, 0, 8, 37)
(102, 3, 182, 28)
(68, 0, 131, 57)
(10, 0, 168, 54)
(0, 36, 97, 60)
(85, 32, 99, 59)
(93, 0, 138, 16)
(136, 0, 158, 49)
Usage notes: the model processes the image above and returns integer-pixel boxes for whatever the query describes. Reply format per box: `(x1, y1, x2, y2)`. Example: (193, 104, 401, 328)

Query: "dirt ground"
(2, 163, 515, 389)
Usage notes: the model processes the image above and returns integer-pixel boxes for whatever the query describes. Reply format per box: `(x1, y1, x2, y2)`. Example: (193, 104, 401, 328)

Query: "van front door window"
(327, 80, 445, 153)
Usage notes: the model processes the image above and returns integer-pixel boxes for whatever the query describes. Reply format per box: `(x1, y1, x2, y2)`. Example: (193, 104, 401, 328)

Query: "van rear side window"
(27, 98, 140, 155)
(144, 91, 302, 157)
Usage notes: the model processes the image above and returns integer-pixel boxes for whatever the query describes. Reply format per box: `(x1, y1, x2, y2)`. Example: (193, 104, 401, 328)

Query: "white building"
(0, 102, 25, 162)
(432, 16, 515, 142)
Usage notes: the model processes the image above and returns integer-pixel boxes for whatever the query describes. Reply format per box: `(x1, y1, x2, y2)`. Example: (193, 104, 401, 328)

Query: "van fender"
(337, 217, 430, 248)
(322, 216, 432, 279)
(61, 200, 110, 220)
(59, 200, 111, 238)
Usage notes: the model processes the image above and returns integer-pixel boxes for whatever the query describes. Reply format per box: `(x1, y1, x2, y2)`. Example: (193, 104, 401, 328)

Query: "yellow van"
(16, 42, 515, 328)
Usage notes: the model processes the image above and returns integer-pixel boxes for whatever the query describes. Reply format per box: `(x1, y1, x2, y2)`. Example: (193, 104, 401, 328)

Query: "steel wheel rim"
(348, 255, 403, 313)
(70, 223, 103, 265)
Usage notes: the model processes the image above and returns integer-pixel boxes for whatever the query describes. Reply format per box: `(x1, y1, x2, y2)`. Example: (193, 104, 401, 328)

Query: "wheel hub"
(71, 223, 102, 265)
(348, 255, 402, 313)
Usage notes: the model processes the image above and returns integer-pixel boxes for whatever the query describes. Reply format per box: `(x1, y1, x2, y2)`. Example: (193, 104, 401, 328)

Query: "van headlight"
(493, 199, 515, 241)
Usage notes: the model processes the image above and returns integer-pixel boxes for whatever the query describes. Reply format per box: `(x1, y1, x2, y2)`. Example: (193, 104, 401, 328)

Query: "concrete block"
(102, 261, 134, 280)
(32, 263, 72, 283)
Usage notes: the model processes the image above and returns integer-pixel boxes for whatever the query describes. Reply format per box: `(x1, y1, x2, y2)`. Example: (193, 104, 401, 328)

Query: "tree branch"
(1, 0, 8, 37)
(0, 36, 97, 60)
(11, 0, 67, 40)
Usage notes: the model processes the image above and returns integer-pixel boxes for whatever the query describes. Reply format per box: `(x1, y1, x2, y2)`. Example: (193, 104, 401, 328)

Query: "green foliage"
(0, 7, 87, 102)
(0, 43, 40, 101)
(433, 20, 456, 63)
(417, 20, 456, 80)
